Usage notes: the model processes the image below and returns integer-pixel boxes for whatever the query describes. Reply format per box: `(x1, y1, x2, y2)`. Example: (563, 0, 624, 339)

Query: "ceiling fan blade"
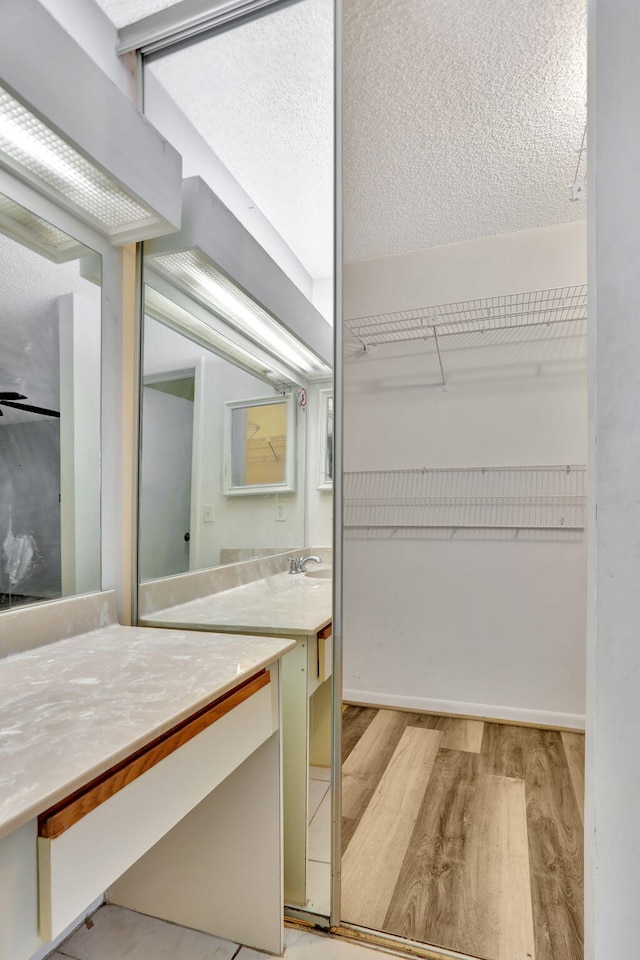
(0, 392, 27, 401)
(0, 400, 60, 418)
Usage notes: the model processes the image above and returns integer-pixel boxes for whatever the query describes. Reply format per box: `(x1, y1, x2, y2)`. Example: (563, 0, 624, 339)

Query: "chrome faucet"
(287, 555, 323, 574)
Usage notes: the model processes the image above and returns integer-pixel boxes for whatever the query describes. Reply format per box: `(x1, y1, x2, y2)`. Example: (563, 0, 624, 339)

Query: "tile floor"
(52, 770, 338, 960)
(306, 767, 331, 915)
(54, 905, 405, 960)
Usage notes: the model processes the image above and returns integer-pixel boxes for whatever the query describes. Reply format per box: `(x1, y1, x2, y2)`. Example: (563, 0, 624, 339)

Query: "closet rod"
(345, 284, 587, 349)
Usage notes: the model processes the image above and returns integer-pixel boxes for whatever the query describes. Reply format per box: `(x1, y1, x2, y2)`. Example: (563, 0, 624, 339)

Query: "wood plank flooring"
(342, 727, 443, 928)
(341, 707, 584, 960)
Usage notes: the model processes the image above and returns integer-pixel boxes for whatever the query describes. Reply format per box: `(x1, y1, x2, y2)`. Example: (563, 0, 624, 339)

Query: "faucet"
(287, 555, 323, 574)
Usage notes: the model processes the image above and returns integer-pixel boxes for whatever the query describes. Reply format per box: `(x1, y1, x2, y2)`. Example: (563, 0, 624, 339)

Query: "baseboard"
(342, 688, 585, 731)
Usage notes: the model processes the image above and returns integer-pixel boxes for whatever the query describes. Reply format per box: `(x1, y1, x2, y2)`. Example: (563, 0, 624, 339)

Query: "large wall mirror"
(139, 280, 314, 581)
(0, 191, 102, 611)
(137, 0, 334, 924)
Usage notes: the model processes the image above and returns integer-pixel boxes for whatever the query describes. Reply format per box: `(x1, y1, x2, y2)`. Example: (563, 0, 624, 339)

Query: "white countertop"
(0, 624, 295, 839)
(140, 568, 333, 637)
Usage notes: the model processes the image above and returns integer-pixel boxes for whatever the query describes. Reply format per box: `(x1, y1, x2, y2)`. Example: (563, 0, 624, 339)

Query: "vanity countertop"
(0, 624, 295, 839)
(140, 566, 333, 637)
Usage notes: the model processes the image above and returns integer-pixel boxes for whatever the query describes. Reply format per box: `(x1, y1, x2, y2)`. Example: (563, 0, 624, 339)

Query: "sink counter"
(140, 566, 333, 637)
(0, 622, 295, 840)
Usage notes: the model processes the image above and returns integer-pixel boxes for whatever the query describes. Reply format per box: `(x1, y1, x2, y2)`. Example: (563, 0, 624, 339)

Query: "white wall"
(58, 292, 102, 597)
(143, 318, 307, 570)
(343, 222, 587, 726)
(344, 220, 586, 317)
(305, 380, 333, 547)
(587, 0, 640, 954)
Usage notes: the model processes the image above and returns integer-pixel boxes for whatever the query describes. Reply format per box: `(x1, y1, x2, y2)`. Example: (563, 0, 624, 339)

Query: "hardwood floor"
(341, 706, 584, 960)
(342, 727, 443, 928)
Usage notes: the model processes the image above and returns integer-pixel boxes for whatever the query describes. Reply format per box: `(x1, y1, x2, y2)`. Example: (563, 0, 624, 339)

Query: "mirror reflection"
(319, 390, 334, 488)
(137, 0, 334, 919)
(226, 395, 294, 494)
(139, 287, 307, 582)
(0, 193, 101, 610)
(138, 277, 333, 915)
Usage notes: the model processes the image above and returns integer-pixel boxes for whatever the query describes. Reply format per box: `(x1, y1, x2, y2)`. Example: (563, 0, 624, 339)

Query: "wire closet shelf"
(344, 466, 586, 532)
(344, 285, 587, 350)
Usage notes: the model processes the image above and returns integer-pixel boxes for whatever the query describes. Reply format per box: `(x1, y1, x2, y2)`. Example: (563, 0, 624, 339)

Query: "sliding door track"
(285, 917, 483, 960)
(331, 923, 484, 960)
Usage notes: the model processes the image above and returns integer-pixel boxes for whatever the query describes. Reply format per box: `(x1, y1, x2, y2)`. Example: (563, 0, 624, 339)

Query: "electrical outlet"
(276, 501, 287, 522)
(203, 504, 214, 523)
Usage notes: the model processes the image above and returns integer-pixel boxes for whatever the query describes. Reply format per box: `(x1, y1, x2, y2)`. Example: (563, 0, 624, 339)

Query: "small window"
(224, 394, 296, 495)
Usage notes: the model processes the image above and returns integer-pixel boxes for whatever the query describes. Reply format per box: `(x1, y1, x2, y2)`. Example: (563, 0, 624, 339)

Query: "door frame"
(142, 357, 205, 574)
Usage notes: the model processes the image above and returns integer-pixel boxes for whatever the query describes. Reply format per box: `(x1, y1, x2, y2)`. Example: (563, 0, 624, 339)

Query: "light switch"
(203, 504, 214, 523)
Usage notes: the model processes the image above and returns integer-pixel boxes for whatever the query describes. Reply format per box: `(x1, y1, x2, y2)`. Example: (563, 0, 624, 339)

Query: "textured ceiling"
(97, 0, 334, 279)
(148, 0, 333, 278)
(96, 0, 586, 268)
(344, 0, 587, 262)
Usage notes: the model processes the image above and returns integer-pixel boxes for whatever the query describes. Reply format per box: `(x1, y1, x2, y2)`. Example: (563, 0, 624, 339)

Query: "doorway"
(139, 371, 195, 581)
(340, 0, 587, 956)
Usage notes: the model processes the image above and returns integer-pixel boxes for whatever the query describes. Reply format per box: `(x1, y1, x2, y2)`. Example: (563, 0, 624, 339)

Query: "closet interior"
(341, 1, 587, 958)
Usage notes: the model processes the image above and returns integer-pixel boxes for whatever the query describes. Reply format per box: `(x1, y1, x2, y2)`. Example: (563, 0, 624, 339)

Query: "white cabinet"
(282, 624, 333, 907)
(38, 674, 276, 941)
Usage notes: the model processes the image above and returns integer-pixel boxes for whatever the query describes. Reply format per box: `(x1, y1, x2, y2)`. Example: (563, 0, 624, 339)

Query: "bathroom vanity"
(138, 550, 333, 908)
(0, 591, 294, 960)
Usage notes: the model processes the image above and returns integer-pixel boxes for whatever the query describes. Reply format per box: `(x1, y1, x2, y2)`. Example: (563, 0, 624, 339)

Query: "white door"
(139, 381, 194, 581)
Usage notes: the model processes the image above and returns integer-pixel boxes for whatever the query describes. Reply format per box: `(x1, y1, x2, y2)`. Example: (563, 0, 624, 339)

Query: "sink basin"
(305, 568, 332, 580)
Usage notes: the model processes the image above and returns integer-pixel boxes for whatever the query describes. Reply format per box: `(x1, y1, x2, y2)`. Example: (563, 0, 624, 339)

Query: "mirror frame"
(318, 387, 334, 490)
(223, 392, 296, 496)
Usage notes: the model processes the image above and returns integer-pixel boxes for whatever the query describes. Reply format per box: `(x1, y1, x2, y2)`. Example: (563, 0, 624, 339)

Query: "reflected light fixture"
(145, 286, 297, 386)
(151, 250, 332, 380)
(145, 177, 332, 382)
(0, 192, 90, 263)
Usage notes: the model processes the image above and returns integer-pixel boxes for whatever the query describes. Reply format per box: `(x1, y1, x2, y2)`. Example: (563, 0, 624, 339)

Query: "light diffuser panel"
(152, 249, 332, 379)
(144, 286, 293, 385)
(0, 193, 89, 262)
(0, 86, 156, 237)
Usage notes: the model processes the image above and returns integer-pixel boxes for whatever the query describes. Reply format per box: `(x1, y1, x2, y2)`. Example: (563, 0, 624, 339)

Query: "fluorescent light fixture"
(144, 286, 296, 385)
(0, 85, 160, 241)
(151, 250, 332, 380)
(144, 178, 332, 377)
(0, 191, 90, 263)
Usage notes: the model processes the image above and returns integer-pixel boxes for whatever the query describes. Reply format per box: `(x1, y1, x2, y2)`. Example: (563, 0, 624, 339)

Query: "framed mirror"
(318, 388, 334, 489)
(0, 191, 102, 611)
(224, 394, 296, 495)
